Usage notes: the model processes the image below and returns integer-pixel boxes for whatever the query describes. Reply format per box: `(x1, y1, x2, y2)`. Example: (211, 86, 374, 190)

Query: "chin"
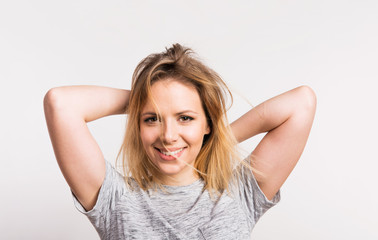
(156, 163, 186, 175)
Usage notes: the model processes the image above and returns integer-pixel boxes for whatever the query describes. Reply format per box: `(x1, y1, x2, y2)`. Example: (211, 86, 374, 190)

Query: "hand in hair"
(44, 85, 130, 211)
(230, 86, 316, 200)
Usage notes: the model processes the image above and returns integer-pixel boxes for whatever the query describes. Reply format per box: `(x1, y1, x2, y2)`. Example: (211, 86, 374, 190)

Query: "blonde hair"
(116, 44, 242, 194)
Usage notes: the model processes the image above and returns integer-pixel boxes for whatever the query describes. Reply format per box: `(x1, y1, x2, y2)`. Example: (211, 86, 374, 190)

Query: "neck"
(160, 172, 199, 186)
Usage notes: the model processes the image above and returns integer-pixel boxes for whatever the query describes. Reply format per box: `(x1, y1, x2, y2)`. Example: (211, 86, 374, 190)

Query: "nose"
(161, 119, 178, 144)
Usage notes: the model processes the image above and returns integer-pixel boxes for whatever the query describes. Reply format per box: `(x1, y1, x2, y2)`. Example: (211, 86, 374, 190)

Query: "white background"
(1, 0, 377, 239)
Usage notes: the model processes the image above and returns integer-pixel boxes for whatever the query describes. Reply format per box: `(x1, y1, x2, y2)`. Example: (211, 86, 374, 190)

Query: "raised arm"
(43, 85, 130, 211)
(230, 86, 316, 200)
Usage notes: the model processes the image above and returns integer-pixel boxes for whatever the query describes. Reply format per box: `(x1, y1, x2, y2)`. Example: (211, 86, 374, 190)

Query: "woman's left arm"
(230, 86, 316, 200)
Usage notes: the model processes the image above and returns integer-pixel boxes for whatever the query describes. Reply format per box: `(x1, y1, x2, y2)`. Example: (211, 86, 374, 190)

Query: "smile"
(154, 147, 186, 161)
(156, 148, 185, 156)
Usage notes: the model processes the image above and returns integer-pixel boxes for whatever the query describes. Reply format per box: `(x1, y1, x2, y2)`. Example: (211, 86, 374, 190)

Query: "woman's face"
(140, 78, 210, 185)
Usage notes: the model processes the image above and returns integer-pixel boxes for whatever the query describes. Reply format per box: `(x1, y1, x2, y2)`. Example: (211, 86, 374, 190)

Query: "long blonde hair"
(116, 44, 241, 194)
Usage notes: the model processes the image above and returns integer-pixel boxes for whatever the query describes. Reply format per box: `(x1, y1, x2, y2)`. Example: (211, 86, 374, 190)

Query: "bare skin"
(139, 79, 210, 186)
(44, 86, 130, 211)
(44, 84, 316, 210)
(231, 86, 316, 200)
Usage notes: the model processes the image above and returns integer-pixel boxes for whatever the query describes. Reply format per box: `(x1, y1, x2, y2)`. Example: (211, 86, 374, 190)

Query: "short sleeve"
(71, 158, 126, 231)
(236, 157, 280, 226)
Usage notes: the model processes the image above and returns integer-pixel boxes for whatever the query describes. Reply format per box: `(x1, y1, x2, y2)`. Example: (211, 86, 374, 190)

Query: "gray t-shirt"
(72, 159, 280, 239)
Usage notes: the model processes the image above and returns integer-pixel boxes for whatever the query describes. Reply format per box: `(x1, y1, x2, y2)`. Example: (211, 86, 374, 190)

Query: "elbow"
(297, 85, 317, 112)
(43, 88, 57, 110)
(43, 87, 64, 114)
(43, 88, 54, 107)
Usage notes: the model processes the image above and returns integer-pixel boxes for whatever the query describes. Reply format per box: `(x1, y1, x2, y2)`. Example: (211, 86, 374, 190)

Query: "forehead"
(142, 79, 203, 113)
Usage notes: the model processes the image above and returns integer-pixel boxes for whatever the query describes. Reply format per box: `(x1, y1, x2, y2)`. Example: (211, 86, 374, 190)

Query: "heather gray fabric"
(72, 158, 280, 240)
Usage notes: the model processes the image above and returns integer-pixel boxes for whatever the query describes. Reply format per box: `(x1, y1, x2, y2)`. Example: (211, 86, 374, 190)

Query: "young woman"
(44, 44, 316, 239)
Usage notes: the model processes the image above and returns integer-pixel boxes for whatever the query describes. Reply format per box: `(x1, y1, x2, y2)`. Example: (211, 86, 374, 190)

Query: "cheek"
(140, 127, 158, 148)
(183, 126, 207, 146)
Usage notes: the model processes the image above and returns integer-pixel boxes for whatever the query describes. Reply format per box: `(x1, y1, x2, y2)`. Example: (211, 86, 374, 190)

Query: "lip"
(154, 147, 186, 161)
(156, 147, 184, 152)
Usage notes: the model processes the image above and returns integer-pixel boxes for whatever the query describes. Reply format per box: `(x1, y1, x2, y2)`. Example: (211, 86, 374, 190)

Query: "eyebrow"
(140, 110, 199, 117)
(141, 112, 157, 117)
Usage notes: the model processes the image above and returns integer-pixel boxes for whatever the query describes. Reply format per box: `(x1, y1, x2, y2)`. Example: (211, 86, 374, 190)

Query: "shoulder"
(230, 157, 280, 221)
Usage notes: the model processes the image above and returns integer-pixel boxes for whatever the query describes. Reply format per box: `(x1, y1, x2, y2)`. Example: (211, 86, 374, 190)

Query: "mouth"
(154, 147, 186, 160)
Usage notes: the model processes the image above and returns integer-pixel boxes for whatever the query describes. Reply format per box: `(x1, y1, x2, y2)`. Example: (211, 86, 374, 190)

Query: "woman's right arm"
(43, 85, 130, 211)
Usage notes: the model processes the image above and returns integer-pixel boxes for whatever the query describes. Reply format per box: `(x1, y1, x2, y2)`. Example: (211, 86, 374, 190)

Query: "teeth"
(160, 148, 183, 156)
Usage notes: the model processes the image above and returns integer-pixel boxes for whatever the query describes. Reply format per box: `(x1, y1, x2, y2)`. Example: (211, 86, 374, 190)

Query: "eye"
(144, 116, 158, 123)
(179, 116, 194, 122)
